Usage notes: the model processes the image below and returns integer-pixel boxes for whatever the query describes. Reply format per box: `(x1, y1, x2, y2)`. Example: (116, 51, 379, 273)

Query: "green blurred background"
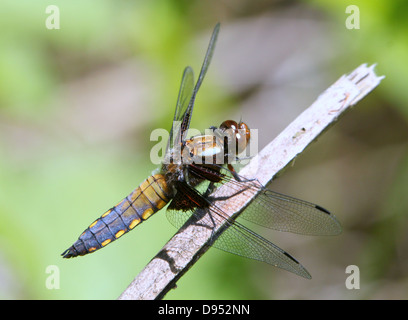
(1, 0, 407, 299)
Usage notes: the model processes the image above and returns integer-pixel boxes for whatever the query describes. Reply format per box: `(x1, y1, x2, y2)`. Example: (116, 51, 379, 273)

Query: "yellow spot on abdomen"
(141, 208, 154, 220)
(101, 239, 111, 247)
(115, 230, 125, 238)
(88, 247, 97, 253)
(129, 218, 141, 229)
(89, 220, 98, 228)
(102, 209, 112, 218)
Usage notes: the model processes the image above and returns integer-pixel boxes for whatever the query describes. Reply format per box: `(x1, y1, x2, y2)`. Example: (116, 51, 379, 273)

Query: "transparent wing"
(178, 23, 221, 145)
(166, 197, 312, 279)
(210, 207, 312, 279)
(166, 23, 220, 155)
(239, 187, 342, 236)
(166, 66, 195, 154)
(210, 170, 342, 236)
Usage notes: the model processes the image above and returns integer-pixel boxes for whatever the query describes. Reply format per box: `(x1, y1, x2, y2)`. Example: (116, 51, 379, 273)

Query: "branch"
(118, 63, 384, 300)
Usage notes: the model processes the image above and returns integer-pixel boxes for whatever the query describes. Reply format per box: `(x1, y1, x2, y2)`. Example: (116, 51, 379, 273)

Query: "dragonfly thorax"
(183, 134, 224, 165)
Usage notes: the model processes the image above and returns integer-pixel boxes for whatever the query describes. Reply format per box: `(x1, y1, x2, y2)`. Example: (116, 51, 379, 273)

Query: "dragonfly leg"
(227, 163, 256, 183)
(227, 164, 242, 181)
(205, 207, 218, 243)
(204, 181, 217, 196)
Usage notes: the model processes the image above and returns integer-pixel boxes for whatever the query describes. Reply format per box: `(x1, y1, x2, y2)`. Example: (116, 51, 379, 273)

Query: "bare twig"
(118, 63, 384, 300)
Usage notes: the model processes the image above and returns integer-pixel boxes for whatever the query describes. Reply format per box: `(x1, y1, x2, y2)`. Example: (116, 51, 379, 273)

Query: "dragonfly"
(62, 23, 341, 279)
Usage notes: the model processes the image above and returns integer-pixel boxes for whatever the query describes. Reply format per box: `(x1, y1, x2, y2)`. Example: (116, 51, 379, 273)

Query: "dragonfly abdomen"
(62, 174, 171, 258)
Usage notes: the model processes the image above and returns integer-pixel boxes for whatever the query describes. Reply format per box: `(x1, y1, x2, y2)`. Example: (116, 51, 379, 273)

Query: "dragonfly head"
(219, 120, 251, 155)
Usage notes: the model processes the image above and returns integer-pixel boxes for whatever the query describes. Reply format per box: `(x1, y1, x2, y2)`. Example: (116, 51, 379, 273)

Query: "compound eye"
(220, 120, 238, 132)
(238, 122, 250, 142)
(236, 121, 250, 153)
